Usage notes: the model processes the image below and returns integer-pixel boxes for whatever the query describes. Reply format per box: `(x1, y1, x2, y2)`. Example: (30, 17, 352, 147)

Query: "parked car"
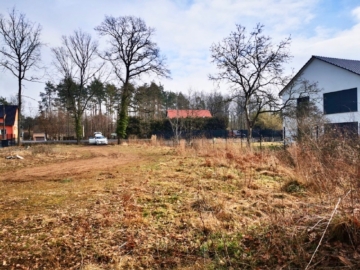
(229, 130, 245, 138)
(89, 132, 108, 145)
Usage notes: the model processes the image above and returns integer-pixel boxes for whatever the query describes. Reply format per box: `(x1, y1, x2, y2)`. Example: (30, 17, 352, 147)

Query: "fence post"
(283, 126, 286, 150)
(225, 130, 227, 149)
(212, 130, 214, 149)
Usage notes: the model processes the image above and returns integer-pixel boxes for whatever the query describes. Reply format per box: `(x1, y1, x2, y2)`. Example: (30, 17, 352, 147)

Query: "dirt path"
(0, 147, 141, 182)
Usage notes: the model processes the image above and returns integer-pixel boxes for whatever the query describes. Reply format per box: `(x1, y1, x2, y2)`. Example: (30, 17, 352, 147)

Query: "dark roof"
(314, 55, 360, 75)
(0, 105, 18, 126)
(280, 55, 360, 96)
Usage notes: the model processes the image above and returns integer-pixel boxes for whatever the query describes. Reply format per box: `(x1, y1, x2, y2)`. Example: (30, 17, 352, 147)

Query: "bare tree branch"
(95, 16, 170, 141)
(52, 29, 104, 144)
(0, 7, 43, 145)
(209, 23, 291, 145)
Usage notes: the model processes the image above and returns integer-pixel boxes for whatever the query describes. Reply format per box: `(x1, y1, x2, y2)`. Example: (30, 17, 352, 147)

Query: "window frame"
(323, 88, 358, 115)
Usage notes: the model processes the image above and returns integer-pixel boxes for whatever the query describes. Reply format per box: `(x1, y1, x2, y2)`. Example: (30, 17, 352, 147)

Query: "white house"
(280, 55, 360, 140)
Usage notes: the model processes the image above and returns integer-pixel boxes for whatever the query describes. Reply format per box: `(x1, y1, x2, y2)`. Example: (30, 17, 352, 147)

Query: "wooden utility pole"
(2, 104, 5, 140)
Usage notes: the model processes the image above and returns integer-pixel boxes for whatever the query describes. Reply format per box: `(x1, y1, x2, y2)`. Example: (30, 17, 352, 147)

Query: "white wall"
(282, 58, 360, 140)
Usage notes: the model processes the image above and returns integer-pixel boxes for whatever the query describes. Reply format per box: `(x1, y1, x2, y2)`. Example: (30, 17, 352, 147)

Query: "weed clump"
(31, 144, 54, 155)
(282, 180, 305, 194)
(329, 216, 360, 245)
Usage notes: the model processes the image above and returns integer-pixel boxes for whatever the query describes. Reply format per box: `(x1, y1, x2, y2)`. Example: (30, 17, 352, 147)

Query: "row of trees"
(2, 78, 282, 141)
(0, 7, 311, 145)
(0, 9, 171, 144)
(36, 80, 246, 140)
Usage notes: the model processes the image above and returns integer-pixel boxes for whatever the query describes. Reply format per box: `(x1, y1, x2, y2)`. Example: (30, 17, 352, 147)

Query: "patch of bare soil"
(0, 146, 137, 182)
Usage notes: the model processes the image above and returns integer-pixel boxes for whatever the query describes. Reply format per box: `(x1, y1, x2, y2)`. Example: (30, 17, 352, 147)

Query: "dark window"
(323, 88, 357, 114)
(297, 96, 310, 118)
(296, 96, 311, 141)
(297, 96, 310, 106)
(324, 121, 358, 136)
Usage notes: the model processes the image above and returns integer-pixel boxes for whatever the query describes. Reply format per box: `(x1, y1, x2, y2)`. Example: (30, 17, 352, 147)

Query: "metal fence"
(0, 134, 16, 147)
(153, 129, 283, 141)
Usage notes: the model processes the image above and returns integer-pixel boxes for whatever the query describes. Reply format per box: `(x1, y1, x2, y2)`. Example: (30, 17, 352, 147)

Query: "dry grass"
(0, 139, 359, 269)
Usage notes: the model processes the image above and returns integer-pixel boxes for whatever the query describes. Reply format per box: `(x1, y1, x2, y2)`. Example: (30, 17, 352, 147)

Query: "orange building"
(166, 109, 212, 119)
(0, 105, 18, 141)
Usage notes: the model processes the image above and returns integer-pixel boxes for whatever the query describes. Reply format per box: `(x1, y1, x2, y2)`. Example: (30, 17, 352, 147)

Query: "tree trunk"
(17, 76, 22, 146)
(244, 104, 252, 147)
(75, 115, 82, 145)
(246, 125, 253, 146)
(116, 85, 130, 142)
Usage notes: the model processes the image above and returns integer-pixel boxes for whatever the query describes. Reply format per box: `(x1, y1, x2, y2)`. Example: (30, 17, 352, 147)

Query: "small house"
(33, 133, 47, 141)
(0, 105, 18, 141)
(280, 55, 360, 139)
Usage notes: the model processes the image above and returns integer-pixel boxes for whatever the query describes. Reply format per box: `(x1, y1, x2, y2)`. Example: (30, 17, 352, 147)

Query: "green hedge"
(126, 116, 228, 138)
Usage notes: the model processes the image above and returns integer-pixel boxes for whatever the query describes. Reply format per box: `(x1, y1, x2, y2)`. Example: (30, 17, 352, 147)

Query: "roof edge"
(280, 55, 360, 96)
(279, 56, 316, 96)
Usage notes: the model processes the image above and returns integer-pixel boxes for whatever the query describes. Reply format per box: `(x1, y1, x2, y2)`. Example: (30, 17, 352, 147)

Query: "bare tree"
(0, 8, 42, 145)
(52, 30, 104, 144)
(166, 91, 193, 143)
(205, 91, 231, 118)
(209, 24, 292, 145)
(95, 16, 170, 142)
(168, 110, 184, 144)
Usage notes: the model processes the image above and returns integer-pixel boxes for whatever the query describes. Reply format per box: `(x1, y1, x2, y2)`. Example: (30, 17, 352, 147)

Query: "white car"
(89, 132, 108, 145)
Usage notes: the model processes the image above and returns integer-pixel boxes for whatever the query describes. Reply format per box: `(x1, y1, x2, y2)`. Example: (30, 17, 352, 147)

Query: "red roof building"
(167, 109, 212, 119)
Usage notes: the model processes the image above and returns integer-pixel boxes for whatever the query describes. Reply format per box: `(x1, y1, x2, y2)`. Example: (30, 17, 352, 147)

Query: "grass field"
(0, 140, 359, 269)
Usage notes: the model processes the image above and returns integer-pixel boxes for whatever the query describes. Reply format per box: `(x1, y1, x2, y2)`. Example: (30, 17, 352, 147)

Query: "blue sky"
(1, 0, 360, 115)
